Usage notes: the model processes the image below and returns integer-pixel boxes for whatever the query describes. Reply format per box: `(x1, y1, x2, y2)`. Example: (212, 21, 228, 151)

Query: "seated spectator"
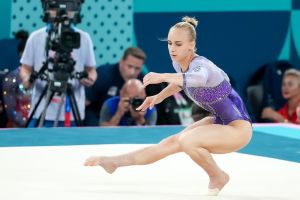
(100, 79, 157, 126)
(261, 68, 300, 124)
(3, 68, 32, 127)
(85, 47, 147, 126)
(2, 30, 32, 127)
(0, 70, 8, 128)
(247, 60, 293, 122)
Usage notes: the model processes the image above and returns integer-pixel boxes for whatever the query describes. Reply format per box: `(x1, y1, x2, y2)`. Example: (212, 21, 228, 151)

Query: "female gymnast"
(85, 16, 252, 196)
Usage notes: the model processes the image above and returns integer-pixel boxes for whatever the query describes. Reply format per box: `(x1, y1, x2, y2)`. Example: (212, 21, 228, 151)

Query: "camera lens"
(130, 98, 144, 111)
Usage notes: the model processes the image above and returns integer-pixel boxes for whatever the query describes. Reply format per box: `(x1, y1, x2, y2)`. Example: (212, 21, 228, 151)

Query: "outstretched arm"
(143, 72, 183, 87)
(158, 83, 182, 100)
(137, 72, 183, 112)
(137, 83, 182, 112)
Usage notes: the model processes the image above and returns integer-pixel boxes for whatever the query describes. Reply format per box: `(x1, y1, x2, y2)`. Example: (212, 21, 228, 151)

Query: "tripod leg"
(37, 87, 55, 127)
(26, 84, 49, 127)
(67, 84, 83, 126)
(53, 92, 66, 127)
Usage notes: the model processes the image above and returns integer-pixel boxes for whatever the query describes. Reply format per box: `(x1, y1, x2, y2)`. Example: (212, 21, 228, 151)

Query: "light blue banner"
(0, 0, 11, 39)
(134, 0, 292, 12)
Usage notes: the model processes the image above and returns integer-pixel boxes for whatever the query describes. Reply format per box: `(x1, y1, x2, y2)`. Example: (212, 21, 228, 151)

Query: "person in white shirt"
(20, 0, 97, 127)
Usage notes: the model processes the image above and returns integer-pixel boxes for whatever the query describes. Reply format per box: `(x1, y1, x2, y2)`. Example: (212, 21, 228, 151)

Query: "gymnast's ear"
(189, 40, 196, 51)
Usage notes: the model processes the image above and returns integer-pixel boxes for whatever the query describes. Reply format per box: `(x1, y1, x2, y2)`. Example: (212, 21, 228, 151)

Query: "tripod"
(25, 78, 83, 127)
(24, 42, 85, 128)
(25, 6, 88, 127)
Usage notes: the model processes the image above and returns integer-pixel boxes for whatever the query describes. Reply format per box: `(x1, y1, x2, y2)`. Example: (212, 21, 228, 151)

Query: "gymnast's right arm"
(137, 83, 181, 112)
(157, 83, 182, 101)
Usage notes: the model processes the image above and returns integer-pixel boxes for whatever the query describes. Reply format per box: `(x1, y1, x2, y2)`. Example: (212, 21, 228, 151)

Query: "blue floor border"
(0, 125, 299, 163)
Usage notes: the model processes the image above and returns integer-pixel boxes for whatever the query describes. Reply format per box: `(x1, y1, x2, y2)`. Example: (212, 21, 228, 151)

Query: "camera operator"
(19, 0, 97, 127)
(100, 79, 157, 126)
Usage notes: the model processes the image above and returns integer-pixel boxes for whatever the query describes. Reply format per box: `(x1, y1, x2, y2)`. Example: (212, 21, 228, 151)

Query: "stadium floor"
(0, 124, 299, 200)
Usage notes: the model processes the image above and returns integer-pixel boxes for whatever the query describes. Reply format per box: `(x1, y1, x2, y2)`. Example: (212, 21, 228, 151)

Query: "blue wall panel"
(0, 0, 11, 40)
(293, 0, 300, 9)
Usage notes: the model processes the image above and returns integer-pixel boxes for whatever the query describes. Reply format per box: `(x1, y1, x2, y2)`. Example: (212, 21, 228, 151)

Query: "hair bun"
(182, 16, 198, 28)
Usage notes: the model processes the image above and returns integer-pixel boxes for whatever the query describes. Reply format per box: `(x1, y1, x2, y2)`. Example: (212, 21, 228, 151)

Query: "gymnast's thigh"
(178, 120, 252, 153)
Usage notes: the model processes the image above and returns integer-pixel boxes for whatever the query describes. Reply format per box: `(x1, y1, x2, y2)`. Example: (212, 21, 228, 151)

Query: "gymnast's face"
(167, 28, 195, 64)
(281, 75, 300, 99)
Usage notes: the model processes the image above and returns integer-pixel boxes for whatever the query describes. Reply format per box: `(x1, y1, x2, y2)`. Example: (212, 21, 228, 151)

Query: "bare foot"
(208, 171, 230, 196)
(84, 156, 117, 174)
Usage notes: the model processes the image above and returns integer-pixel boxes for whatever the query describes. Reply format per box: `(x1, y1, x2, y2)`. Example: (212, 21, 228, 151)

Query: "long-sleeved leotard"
(172, 55, 251, 125)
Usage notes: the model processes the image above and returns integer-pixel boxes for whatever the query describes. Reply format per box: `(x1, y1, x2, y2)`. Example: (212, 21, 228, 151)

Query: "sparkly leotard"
(172, 55, 251, 125)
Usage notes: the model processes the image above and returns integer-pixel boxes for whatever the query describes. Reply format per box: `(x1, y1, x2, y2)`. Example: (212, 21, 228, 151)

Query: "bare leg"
(84, 118, 252, 196)
(84, 134, 181, 173)
(179, 144, 229, 195)
(84, 117, 214, 173)
(178, 120, 252, 195)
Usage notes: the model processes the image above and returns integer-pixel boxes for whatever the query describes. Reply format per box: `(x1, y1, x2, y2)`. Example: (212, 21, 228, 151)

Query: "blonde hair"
(171, 16, 198, 42)
(284, 68, 300, 86)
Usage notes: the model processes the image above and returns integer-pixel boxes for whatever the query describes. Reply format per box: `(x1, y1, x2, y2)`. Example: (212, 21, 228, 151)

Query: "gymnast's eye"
(175, 42, 182, 46)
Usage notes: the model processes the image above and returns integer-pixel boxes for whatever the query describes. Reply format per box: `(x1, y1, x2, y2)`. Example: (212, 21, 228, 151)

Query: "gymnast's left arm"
(143, 72, 184, 87)
(143, 64, 209, 88)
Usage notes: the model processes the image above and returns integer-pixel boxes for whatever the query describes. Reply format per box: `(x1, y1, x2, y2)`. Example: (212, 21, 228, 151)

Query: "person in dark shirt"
(99, 79, 157, 126)
(85, 47, 146, 126)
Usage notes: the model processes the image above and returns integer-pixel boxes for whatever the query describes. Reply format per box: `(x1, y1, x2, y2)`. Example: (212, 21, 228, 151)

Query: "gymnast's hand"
(143, 72, 165, 87)
(136, 95, 162, 112)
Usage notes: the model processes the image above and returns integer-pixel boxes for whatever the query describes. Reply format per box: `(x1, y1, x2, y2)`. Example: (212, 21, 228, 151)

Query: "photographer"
(20, 0, 97, 127)
(100, 79, 157, 126)
(85, 47, 147, 126)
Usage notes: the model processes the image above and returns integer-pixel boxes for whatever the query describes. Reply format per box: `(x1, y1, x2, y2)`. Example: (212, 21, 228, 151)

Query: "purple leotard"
(172, 55, 251, 125)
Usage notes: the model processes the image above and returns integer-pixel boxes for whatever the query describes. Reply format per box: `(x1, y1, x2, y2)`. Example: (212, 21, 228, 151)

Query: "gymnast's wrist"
(162, 73, 170, 82)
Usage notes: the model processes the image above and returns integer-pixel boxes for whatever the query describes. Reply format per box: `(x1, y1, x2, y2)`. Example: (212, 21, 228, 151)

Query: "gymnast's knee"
(158, 135, 181, 150)
(178, 135, 209, 155)
(178, 135, 194, 152)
